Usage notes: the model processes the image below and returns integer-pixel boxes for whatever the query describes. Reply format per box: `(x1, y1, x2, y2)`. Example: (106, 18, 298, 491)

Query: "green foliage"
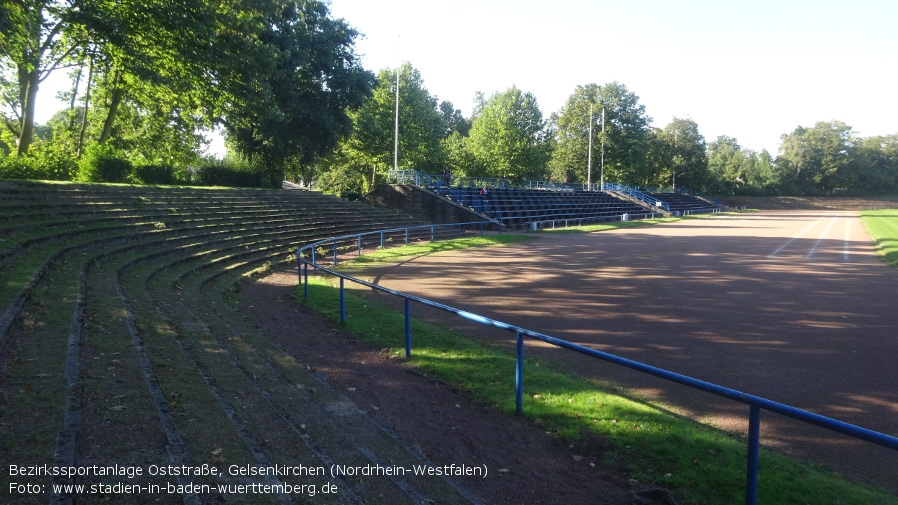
(77, 144, 132, 183)
(549, 82, 653, 186)
(0, 144, 77, 181)
(316, 62, 449, 195)
(224, 0, 375, 179)
(776, 121, 858, 195)
(707, 136, 777, 195)
(442, 132, 483, 178)
(193, 158, 271, 188)
(131, 163, 182, 185)
(656, 118, 709, 190)
(465, 86, 553, 181)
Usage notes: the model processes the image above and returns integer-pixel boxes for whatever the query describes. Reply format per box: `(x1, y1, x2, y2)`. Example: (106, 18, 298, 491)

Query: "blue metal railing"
(525, 211, 666, 230)
(605, 182, 672, 212)
(387, 169, 442, 187)
(295, 223, 898, 505)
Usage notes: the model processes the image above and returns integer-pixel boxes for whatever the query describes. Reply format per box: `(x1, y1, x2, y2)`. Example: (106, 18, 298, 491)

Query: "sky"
(326, 0, 898, 154)
(34, 0, 898, 156)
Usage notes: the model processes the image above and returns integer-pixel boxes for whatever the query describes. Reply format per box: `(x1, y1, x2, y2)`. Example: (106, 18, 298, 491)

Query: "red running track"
(352, 210, 898, 493)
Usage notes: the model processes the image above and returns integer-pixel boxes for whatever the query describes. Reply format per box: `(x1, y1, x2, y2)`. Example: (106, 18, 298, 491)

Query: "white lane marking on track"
(806, 214, 839, 260)
(844, 215, 851, 262)
(768, 215, 827, 258)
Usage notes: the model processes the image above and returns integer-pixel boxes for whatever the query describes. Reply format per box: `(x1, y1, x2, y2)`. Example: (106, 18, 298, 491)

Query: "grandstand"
(643, 189, 724, 216)
(436, 186, 656, 229)
(381, 170, 725, 229)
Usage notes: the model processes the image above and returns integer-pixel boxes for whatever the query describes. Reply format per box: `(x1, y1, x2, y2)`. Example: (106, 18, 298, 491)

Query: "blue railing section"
(526, 211, 666, 231)
(387, 170, 512, 192)
(605, 182, 671, 212)
(295, 223, 898, 505)
(387, 169, 443, 187)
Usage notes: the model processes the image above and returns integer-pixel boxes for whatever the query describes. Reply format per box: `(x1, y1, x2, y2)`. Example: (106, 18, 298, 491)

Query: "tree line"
(3, 1, 897, 196)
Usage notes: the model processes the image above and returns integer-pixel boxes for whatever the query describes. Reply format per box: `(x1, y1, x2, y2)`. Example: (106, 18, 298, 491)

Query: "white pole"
(600, 107, 605, 192)
(393, 37, 400, 172)
(587, 103, 593, 191)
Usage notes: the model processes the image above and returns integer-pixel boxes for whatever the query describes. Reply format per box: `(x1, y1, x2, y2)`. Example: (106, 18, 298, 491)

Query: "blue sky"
(327, 0, 898, 154)
(34, 0, 897, 156)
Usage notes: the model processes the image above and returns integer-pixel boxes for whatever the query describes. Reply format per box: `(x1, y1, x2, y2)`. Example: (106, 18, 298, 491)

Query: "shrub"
(132, 163, 182, 185)
(0, 149, 77, 181)
(78, 144, 132, 183)
(193, 159, 270, 188)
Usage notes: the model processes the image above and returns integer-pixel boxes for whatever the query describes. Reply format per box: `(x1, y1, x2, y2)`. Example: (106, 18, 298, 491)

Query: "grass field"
(861, 209, 898, 268)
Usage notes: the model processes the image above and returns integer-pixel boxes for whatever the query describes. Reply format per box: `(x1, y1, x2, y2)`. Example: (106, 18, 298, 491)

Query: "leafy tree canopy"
(465, 86, 552, 181)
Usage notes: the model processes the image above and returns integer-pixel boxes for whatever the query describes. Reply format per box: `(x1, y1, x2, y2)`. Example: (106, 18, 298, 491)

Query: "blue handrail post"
(405, 298, 411, 358)
(746, 405, 761, 505)
(333, 239, 338, 266)
(358, 236, 362, 256)
(515, 332, 524, 416)
(380, 231, 385, 249)
(405, 229, 409, 245)
(303, 262, 308, 299)
(339, 277, 346, 323)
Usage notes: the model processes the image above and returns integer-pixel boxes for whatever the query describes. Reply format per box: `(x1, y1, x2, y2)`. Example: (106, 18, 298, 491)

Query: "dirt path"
(240, 272, 638, 505)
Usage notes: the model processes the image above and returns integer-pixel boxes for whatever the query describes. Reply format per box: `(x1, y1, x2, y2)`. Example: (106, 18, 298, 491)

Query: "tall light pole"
(587, 103, 593, 190)
(393, 37, 400, 172)
(600, 106, 605, 192)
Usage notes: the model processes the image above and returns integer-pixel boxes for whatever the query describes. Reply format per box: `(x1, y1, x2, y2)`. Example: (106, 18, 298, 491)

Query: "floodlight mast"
(587, 103, 593, 191)
(393, 36, 400, 172)
(600, 106, 605, 192)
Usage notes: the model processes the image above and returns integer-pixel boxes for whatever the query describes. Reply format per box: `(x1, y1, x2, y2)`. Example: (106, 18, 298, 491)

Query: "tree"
(315, 62, 448, 195)
(547, 84, 597, 184)
(708, 135, 753, 194)
(775, 121, 858, 194)
(0, 0, 84, 155)
(549, 82, 652, 187)
(439, 101, 470, 137)
(657, 118, 708, 190)
(855, 135, 898, 193)
(353, 63, 446, 171)
(223, 0, 374, 183)
(465, 86, 552, 181)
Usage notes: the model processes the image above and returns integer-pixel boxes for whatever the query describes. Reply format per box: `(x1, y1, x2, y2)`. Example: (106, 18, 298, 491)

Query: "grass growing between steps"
(296, 236, 897, 505)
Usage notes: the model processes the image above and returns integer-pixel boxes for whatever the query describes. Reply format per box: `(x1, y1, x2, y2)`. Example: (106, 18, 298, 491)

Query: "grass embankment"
(299, 221, 897, 505)
(861, 209, 898, 268)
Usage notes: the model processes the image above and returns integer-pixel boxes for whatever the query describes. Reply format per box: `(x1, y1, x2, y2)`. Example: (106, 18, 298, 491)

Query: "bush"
(78, 144, 132, 183)
(132, 163, 182, 185)
(0, 149, 77, 181)
(193, 159, 270, 188)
